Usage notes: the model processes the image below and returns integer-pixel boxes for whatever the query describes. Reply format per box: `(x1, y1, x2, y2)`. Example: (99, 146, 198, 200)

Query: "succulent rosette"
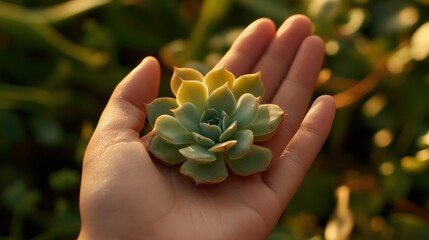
(145, 67, 285, 184)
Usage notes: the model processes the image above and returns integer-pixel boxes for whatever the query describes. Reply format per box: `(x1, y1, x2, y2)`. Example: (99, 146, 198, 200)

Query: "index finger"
(213, 18, 276, 76)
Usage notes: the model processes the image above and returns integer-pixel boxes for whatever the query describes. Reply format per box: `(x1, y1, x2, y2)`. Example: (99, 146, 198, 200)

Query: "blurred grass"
(1, 0, 429, 239)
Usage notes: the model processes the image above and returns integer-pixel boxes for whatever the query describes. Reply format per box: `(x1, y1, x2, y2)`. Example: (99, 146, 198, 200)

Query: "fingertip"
(277, 14, 313, 35)
(290, 35, 325, 73)
(234, 17, 276, 45)
(263, 95, 336, 199)
(135, 56, 160, 78)
(128, 56, 161, 101)
(99, 56, 161, 131)
(288, 14, 312, 26)
(254, 17, 276, 30)
(304, 35, 325, 55)
(140, 56, 160, 68)
(313, 95, 336, 113)
(214, 17, 276, 75)
(307, 95, 336, 135)
(124, 56, 160, 91)
(308, 34, 324, 44)
(288, 14, 312, 22)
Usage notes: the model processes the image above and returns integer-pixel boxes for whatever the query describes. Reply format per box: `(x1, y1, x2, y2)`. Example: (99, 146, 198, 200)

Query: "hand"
(79, 15, 336, 240)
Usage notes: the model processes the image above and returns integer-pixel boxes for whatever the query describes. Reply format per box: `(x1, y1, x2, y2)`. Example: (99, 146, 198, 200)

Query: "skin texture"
(79, 15, 336, 240)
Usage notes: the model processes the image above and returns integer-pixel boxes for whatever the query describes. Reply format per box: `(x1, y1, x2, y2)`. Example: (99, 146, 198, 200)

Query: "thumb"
(97, 56, 161, 132)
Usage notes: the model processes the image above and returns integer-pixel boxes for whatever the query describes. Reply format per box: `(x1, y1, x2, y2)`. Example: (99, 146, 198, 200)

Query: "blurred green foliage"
(1, 0, 429, 239)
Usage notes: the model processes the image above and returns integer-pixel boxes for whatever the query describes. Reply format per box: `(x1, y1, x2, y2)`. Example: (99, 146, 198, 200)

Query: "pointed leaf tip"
(228, 130, 253, 160)
(230, 93, 259, 129)
(247, 104, 285, 141)
(179, 144, 216, 163)
(146, 97, 178, 128)
(172, 102, 201, 133)
(171, 67, 204, 96)
(232, 71, 264, 100)
(153, 115, 194, 144)
(177, 80, 208, 114)
(203, 68, 235, 94)
(207, 83, 236, 115)
(209, 140, 237, 153)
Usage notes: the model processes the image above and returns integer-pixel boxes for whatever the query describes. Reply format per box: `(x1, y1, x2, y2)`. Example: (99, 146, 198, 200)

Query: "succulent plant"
(145, 67, 285, 184)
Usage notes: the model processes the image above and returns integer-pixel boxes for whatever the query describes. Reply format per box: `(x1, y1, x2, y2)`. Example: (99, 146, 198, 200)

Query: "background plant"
(0, 0, 428, 239)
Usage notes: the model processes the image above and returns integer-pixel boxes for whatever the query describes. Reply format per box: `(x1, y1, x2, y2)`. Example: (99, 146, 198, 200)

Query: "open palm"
(79, 15, 336, 240)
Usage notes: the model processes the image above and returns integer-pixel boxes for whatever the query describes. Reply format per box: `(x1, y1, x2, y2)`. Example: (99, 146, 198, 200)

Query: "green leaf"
(192, 132, 215, 147)
(221, 111, 232, 131)
(146, 97, 178, 128)
(29, 115, 63, 147)
(207, 83, 236, 115)
(247, 104, 285, 141)
(49, 168, 81, 191)
(180, 158, 228, 185)
(230, 93, 259, 129)
(209, 140, 237, 153)
(34, 0, 112, 24)
(228, 130, 253, 160)
(200, 108, 219, 124)
(170, 67, 204, 96)
(200, 122, 222, 142)
(232, 72, 264, 99)
(203, 68, 235, 94)
(179, 144, 217, 163)
(153, 115, 194, 144)
(177, 80, 208, 114)
(3, 181, 41, 215)
(219, 121, 237, 142)
(172, 102, 201, 134)
(226, 145, 272, 176)
(148, 135, 186, 165)
(0, 2, 109, 67)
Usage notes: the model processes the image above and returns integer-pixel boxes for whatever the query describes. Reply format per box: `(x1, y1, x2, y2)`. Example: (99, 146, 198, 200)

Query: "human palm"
(79, 15, 336, 240)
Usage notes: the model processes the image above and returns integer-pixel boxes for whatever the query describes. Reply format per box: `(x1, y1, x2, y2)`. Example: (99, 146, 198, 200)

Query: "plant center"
(205, 116, 222, 126)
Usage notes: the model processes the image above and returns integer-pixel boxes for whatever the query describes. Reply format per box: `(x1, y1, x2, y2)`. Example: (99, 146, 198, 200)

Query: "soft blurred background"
(1, 0, 429, 239)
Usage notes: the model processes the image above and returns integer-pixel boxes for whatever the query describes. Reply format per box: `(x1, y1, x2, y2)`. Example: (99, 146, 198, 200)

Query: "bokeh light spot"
(380, 162, 395, 176)
(362, 94, 387, 118)
(374, 129, 393, 148)
(325, 40, 340, 56)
